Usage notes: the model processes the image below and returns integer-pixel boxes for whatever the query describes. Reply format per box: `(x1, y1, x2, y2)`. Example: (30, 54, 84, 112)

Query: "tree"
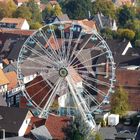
(53, 4, 63, 16)
(95, 132, 103, 140)
(6, 0, 17, 17)
(117, 28, 135, 40)
(0, 0, 16, 18)
(13, 5, 32, 21)
(92, 0, 116, 18)
(30, 22, 42, 29)
(111, 86, 130, 117)
(117, 5, 136, 27)
(62, 0, 92, 19)
(42, 3, 63, 20)
(26, 0, 42, 22)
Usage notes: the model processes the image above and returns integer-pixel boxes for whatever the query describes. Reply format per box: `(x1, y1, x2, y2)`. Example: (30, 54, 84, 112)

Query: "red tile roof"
(25, 116, 46, 135)
(0, 69, 9, 86)
(45, 115, 70, 140)
(0, 28, 34, 36)
(116, 69, 140, 87)
(5, 71, 18, 91)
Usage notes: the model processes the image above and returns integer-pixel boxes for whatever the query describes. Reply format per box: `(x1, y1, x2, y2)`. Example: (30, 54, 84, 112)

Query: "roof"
(116, 69, 140, 87)
(56, 14, 70, 21)
(45, 115, 70, 140)
(0, 29, 34, 36)
(49, 0, 58, 6)
(3, 63, 16, 73)
(5, 71, 18, 90)
(7, 38, 26, 60)
(0, 18, 27, 29)
(31, 125, 52, 140)
(0, 69, 9, 85)
(0, 106, 29, 133)
(99, 127, 117, 140)
(25, 116, 46, 135)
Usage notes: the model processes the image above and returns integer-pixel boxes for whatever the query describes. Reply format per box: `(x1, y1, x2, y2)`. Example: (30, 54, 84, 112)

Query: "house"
(0, 18, 30, 30)
(0, 69, 9, 93)
(14, 0, 40, 7)
(45, 115, 70, 140)
(0, 106, 33, 138)
(45, 14, 70, 24)
(92, 13, 117, 31)
(113, 0, 136, 7)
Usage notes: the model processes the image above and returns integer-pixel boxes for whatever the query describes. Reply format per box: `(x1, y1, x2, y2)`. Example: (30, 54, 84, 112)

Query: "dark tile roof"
(3, 64, 16, 73)
(0, 106, 29, 134)
(7, 38, 26, 60)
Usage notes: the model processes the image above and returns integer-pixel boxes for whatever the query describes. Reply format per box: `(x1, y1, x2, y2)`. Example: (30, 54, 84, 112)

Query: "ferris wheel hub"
(59, 67, 68, 77)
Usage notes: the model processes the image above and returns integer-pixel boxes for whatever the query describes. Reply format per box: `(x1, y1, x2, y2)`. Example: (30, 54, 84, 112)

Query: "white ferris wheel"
(17, 21, 115, 130)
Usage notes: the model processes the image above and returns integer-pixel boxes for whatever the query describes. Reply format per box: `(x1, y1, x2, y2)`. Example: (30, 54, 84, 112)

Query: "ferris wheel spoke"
(49, 25, 63, 60)
(69, 34, 93, 66)
(80, 74, 111, 87)
(66, 23, 74, 61)
(29, 73, 58, 99)
(68, 30, 83, 64)
(29, 82, 50, 99)
(59, 24, 66, 59)
(39, 29, 61, 61)
(26, 78, 46, 89)
(82, 80, 106, 97)
(31, 36, 58, 62)
(23, 44, 57, 66)
(83, 88, 100, 106)
(72, 50, 108, 68)
(21, 55, 54, 68)
(74, 63, 106, 71)
(39, 78, 63, 117)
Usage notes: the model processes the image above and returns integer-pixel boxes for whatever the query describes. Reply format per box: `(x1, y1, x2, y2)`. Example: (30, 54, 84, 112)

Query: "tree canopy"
(111, 86, 130, 117)
(92, 0, 116, 18)
(61, 0, 92, 19)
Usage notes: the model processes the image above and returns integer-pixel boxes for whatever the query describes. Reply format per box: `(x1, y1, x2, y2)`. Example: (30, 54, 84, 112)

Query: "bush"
(135, 40, 140, 47)
(30, 22, 42, 29)
(117, 28, 135, 40)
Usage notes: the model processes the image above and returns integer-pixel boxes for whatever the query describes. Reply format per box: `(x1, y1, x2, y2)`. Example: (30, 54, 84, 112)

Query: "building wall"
(21, 20, 30, 30)
(18, 111, 33, 136)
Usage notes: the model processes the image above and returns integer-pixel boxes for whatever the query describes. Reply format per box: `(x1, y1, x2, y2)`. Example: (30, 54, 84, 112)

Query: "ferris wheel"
(17, 21, 115, 130)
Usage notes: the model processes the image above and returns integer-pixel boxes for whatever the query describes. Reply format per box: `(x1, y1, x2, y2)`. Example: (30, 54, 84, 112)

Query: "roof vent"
(0, 115, 3, 120)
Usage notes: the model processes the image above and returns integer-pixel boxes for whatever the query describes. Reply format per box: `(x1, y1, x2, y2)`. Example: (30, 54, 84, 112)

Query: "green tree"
(117, 5, 136, 27)
(111, 86, 130, 117)
(92, 0, 116, 18)
(6, 0, 17, 17)
(95, 132, 103, 140)
(117, 28, 135, 40)
(0, 2, 6, 19)
(13, 5, 32, 21)
(27, 0, 42, 22)
(42, 3, 63, 20)
(62, 0, 92, 19)
(30, 22, 42, 29)
(53, 4, 63, 16)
